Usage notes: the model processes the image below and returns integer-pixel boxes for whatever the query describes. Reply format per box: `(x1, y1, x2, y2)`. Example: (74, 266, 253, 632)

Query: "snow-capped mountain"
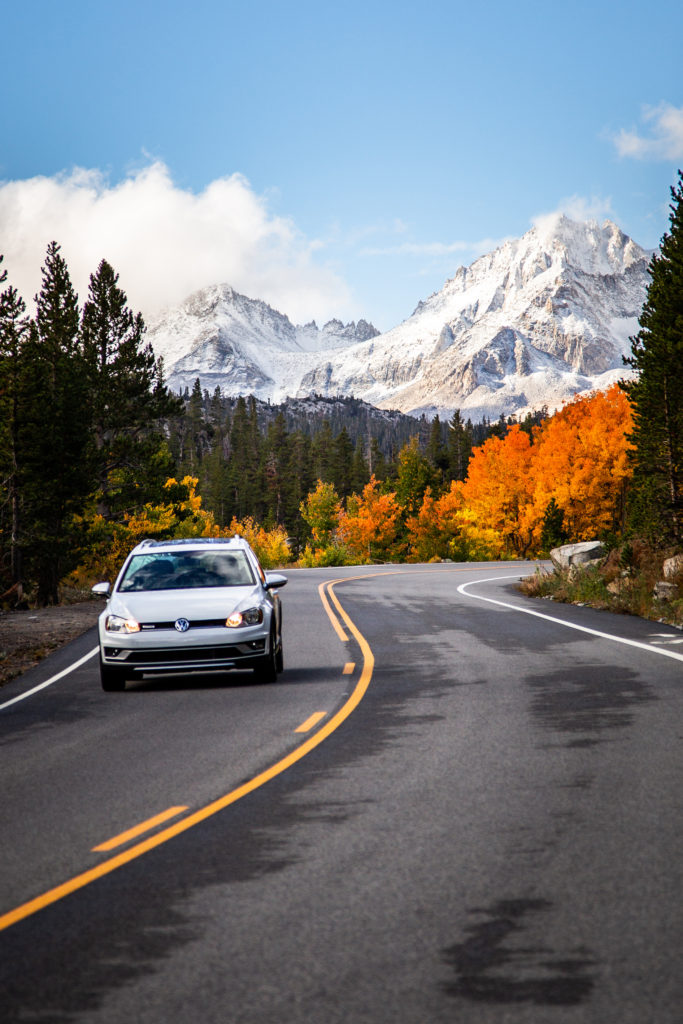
(299, 216, 651, 420)
(148, 216, 652, 420)
(146, 283, 379, 399)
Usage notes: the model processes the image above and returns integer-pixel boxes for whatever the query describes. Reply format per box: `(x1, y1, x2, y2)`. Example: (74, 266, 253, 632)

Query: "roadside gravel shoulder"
(0, 601, 101, 688)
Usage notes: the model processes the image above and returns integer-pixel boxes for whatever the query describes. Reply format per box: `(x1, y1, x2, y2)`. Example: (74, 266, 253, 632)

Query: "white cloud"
(614, 103, 683, 161)
(532, 194, 614, 234)
(0, 162, 351, 323)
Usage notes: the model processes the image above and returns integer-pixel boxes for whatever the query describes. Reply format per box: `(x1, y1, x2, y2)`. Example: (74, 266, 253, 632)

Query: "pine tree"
(80, 259, 182, 519)
(208, 386, 226, 431)
(0, 282, 29, 592)
(263, 411, 290, 525)
(332, 426, 354, 497)
(201, 388, 230, 523)
(247, 397, 264, 519)
(311, 420, 335, 482)
(226, 396, 263, 520)
(426, 415, 449, 483)
(539, 497, 568, 553)
(621, 170, 683, 543)
(20, 242, 92, 603)
(181, 377, 205, 474)
(367, 436, 388, 481)
(350, 439, 370, 495)
(447, 410, 473, 482)
(285, 430, 314, 547)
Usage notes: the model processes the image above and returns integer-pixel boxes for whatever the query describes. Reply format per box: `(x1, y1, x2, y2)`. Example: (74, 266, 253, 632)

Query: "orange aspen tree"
(337, 475, 401, 562)
(530, 385, 633, 541)
(459, 425, 537, 556)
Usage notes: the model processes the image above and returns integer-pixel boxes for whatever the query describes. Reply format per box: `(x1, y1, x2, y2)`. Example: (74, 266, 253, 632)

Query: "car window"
(252, 554, 267, 584)
(118, 550, 256, 591)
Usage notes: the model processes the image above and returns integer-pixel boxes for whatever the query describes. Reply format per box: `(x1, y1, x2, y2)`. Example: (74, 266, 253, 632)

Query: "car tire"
(254, 632, 278, 684)
(275, 636, 284, 673)
(100, 661, 127, 692)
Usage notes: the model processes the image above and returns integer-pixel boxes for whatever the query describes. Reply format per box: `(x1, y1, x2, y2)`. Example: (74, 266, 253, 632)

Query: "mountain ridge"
(147, 216, 652, 420)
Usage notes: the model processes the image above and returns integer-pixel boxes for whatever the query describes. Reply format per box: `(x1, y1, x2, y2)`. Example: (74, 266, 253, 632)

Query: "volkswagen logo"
(174, 618, 190, 632)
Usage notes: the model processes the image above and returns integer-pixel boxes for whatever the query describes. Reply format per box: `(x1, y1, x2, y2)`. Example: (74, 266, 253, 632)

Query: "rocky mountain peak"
(148, 217, 652, 421)
(321, 318, 380, 342)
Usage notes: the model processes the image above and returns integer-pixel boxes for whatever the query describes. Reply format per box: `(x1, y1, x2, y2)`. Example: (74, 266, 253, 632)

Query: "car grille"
(139, 619, 228, 630)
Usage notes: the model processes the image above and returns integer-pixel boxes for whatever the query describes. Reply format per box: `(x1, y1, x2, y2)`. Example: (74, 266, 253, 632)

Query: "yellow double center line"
(0, 576, 374, 933)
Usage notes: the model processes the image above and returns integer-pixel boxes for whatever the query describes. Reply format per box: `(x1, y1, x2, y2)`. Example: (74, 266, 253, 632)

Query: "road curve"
(1, 562, 682, 1023)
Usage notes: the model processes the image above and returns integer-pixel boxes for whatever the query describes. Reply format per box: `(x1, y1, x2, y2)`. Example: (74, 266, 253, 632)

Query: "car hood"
(107, 584, 264, 622)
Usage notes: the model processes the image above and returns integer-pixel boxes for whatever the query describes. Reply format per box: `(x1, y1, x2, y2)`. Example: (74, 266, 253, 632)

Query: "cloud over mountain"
(0, 161, 351, 323)
(614, 103, 683, 161)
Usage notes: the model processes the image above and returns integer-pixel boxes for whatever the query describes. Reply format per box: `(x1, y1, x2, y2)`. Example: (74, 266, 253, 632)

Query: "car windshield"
(118, 550, 256, 592)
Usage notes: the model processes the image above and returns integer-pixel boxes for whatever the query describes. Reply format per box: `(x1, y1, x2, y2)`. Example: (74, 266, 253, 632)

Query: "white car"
(92, 537, 287, 691)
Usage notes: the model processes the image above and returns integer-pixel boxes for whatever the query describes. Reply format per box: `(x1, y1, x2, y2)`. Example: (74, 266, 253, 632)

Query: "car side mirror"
(264, 572, 287, 590)
(91, 581, 111, 597)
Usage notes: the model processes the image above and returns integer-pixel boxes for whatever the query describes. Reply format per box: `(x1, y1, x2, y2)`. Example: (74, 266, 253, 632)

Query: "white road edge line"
(0, 647, 99, 711)
(457, 574, 683, 664)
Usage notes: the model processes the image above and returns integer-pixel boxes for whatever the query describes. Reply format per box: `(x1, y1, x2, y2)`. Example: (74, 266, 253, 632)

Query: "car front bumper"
(99, 623, 271, 676)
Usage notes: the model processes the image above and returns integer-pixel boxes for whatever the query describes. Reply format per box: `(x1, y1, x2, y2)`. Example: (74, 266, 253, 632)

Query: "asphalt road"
(1, 562, 682, 1023)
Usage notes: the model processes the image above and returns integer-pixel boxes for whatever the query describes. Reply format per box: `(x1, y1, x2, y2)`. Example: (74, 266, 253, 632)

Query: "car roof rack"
(135, 537, 244, 549)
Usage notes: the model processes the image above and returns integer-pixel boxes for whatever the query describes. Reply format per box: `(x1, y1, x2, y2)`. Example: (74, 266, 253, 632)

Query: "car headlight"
(226, 607, 263, 628)
(105, 614, 141, 634)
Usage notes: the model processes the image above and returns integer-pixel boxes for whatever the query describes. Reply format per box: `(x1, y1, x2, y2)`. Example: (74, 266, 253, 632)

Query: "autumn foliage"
(528, 385, 633, 542)
(338, 476, 401, 561)
(459, 425, 536, 555)
(298, 384, 634, 565)
(456, 385, 633, 557)
(70, 476, 291, 585)
(70, 384, 635, 581)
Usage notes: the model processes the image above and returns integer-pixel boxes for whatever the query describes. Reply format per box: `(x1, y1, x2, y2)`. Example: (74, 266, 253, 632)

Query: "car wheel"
(254, 632, 278, 683)
(100, 661, 127, 692)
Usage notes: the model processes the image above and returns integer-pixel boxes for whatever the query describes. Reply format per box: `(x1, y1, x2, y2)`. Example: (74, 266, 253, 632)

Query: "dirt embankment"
(0, 601, 101, 688)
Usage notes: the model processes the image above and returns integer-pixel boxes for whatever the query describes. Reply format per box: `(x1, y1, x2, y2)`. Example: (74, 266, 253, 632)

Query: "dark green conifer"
(447, 410, 473, 481)
(368, 436, 387, 481)
(181, 377, 206, 474)
(226, 396, 263, 520)
(80, 259, 181, 519)
(263, 411, 290, 525)
(540, 498, 568, 553)
(20, 242, 91, 603)
(200, 388, 230, 522)
(426, 415, 448, 483)
(332, 427, 354, 497)
(285, 430, 314, 548)
(0, 282, 29, 591)
(350, 439, 370, 494)
(621, 170, 683, 542)
(311, 420, 335, 481)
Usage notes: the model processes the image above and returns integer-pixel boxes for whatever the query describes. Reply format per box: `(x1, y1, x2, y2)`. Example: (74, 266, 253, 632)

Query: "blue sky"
(1, 0, 682, 330)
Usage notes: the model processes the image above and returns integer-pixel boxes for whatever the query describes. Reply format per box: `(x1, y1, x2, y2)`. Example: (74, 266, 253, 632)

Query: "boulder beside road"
(550, 541, 605, 571)
(663, 554, 683, 580)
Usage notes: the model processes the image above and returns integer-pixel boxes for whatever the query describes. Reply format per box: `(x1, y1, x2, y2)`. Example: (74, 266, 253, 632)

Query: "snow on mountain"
(146, 283, 379, 400)
(148, 217, 652, 421)
(299, 215, 651, 420)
